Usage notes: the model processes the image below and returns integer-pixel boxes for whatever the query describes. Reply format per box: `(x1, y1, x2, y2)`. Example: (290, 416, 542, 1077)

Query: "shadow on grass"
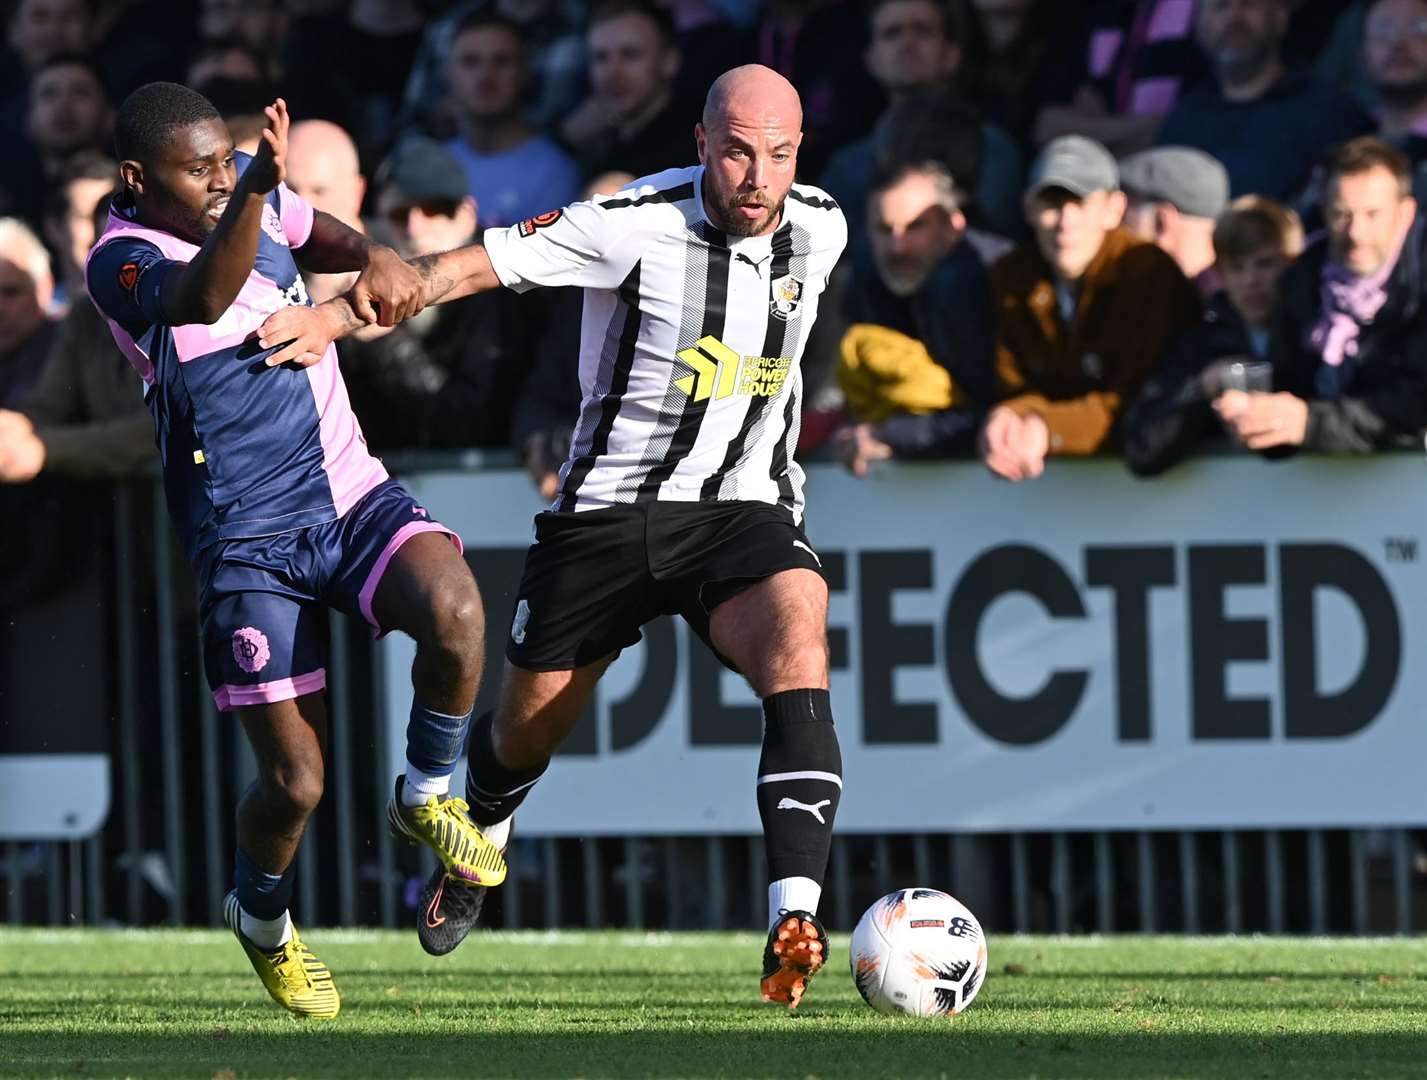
(5, 1028, 1427, 1079)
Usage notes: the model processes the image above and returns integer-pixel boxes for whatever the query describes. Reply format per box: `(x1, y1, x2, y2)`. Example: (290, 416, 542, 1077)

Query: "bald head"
(697, 65, 803, 238)
(702, 64, 802, 133)
(287, 120, 365, 228)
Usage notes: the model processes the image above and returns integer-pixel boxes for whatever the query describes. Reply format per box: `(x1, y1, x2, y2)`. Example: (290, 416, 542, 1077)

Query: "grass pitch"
(2, 929, 1425, 1079)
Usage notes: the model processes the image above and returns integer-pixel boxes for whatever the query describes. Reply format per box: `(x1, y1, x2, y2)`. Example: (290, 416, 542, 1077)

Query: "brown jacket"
(990, 227, 1201, 454)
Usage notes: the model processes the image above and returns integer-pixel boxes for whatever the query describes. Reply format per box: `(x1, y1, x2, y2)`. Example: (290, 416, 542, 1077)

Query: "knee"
(265, 759, 324, 819)
(753, 635, 828, 697)
(426, 583, 485, 662)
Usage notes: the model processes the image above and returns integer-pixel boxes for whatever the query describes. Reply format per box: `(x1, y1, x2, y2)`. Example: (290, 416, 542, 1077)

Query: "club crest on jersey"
(518, 209, 563, 238)
(770, 274, 803, 320)
(117, 261, 139, 294)
(260, 203, 289, 246)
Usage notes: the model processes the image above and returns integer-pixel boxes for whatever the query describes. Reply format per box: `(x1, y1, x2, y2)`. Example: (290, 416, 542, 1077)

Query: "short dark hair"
(869, 158, 962, 205)
(114, 81, 221, 163)
(1324, 135, 1413, 198)
(32, 51, 108, 93)
(873, 90, 983, 197)
(589, 0, 678, 45)
(451, 9, 526, 49)
(867, 0, 961, 41)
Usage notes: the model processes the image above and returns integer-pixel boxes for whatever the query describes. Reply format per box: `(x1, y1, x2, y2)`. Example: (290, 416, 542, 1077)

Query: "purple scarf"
(1310, 231, 1407, 398)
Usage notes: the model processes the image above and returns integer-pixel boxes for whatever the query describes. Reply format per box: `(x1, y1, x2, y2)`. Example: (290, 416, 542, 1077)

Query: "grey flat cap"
(1026, 135, 1119, 199)
(1119, 146, 1230, 220)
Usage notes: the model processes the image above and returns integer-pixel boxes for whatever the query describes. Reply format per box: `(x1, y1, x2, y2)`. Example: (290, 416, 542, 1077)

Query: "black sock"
(464, 711, 548, 827)
(755, 688, 842, 885)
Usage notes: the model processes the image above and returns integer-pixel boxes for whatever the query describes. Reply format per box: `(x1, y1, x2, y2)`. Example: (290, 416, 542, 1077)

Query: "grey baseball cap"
(1025, 135, 1119, 200)
(375, 136, 469, 204)
(1119, 146, 1230, 220)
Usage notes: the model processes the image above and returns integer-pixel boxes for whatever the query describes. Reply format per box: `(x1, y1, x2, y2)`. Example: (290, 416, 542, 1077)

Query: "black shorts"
(505, 500, 825, 671)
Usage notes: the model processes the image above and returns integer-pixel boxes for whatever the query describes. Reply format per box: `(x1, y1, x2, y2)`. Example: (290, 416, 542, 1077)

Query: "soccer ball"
(849, 888, 988, 1017)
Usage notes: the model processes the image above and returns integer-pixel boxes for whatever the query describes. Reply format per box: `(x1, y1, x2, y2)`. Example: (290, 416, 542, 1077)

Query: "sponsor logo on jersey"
(511, 598, 531, 644)
(118, 262, 139, 293)
(674, 335, 791, 402)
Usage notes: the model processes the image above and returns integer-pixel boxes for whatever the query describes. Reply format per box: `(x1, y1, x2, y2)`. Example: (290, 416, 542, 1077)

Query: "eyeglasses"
(1367, 18, 1427, 43)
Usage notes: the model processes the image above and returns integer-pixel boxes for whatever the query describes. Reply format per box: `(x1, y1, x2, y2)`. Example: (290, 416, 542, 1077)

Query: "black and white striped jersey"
(482, 165, 847, 521)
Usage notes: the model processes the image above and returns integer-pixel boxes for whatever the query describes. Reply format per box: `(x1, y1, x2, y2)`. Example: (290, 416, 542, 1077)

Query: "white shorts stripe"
(756, 770, 842, 789)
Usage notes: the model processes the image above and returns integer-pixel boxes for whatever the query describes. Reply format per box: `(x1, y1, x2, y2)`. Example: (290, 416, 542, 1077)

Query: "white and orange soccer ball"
(849, 888, 988, 1017)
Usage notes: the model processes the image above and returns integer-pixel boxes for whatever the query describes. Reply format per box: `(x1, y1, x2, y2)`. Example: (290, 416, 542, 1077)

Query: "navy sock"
(464, 711, 547, 826)
(406, 701, 473, 778)
(234, 847, 295, 920)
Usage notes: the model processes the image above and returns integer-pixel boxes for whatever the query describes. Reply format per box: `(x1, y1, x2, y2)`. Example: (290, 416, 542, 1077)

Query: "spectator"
(958, 0, 1062, 138)
(0, 218, 54, 411)
(1157, 0, 1373, 201)
(981, 135, 1201, 481)
(286, 119, 367, 304)
(559, 1, 694, 182)
(441, 10, 581, 228)
(1364, 0, 1427, 187)
(833, 159, 999, 474)
(1119, 145, 1231, 294)
(185, 42, 268, 89)
(196, 0, 287, 54)
(1033, 0, 1209, 156)
(0, 193, 151, 483)
(401, 0, 588, 134)
(819, 0, 1025, 242)
(11, 54, 112, 229)
(280, 0, 426, 163)
(1123, 195, 1304, 474)
(41, 149, 114, 312)
(1214, 137, 1427, 454)
(756, 0, 886, 178)
(342, 136, 538, 451)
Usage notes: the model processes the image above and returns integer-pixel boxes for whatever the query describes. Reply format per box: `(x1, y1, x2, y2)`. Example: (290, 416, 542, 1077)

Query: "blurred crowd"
(1, 0, 1426, 531)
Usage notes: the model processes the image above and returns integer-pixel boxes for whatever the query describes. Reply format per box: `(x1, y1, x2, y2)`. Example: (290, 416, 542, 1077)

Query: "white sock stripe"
(756, 770, 842, 789)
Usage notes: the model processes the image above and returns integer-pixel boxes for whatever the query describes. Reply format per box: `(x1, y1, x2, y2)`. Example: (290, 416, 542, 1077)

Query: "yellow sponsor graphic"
(674, 335, 791, 402)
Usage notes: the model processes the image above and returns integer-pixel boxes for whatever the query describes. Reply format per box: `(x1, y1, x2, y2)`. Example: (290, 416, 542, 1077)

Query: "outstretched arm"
(258, 243, 501, 367)
(295, 211, 427, 326)
(159, 99, 290, 326)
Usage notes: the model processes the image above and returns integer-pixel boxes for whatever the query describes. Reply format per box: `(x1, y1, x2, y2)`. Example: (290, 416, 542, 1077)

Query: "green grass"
(2, 930, 1426, 1079)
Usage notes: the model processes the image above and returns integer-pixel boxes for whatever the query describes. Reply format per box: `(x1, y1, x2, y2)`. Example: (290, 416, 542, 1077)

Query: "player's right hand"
(244, 98, 290, 194)
(258, 302, 341, 368)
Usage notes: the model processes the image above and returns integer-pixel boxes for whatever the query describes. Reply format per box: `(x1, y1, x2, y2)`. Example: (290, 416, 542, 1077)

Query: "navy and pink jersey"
(85, 153, 387, 559)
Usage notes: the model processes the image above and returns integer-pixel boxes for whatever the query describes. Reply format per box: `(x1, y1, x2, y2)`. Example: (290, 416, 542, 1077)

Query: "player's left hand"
(244, 98, 290, 194)
(1214, 389, 1308, 450)
(258, 302, 342, 367)
(0, 420, 45, 483)
(351, 246, 425, 327)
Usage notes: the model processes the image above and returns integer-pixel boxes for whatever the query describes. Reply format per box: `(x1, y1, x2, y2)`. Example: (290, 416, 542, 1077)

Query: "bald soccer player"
(260, 65, 848, 1009)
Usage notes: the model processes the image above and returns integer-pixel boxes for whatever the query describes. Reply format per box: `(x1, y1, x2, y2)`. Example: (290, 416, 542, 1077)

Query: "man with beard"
(833, 159, 999, 473)
(259, 65, 849, 1011)
(1157, 0, 1370, 201)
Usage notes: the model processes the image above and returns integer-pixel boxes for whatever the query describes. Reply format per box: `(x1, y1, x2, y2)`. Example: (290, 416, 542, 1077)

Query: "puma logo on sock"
(777, 797, 831, 824)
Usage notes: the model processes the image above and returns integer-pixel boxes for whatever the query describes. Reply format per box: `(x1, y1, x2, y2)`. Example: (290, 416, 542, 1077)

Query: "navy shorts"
(196, 479, 461, 711)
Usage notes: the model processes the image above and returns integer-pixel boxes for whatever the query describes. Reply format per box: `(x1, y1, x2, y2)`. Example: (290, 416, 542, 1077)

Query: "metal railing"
(1, 467, 1424, 933)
